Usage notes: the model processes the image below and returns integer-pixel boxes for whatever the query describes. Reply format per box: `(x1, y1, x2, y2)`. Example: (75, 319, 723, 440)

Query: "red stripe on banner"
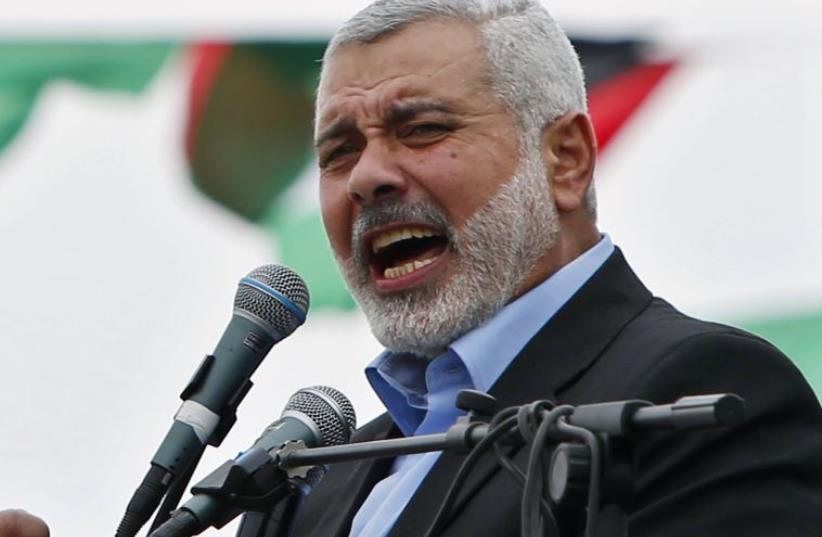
(588, 61, 676, 152)
(185, 42, 231, 159)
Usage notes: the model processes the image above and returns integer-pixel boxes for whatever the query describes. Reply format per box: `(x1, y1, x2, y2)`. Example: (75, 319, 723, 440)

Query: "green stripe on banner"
(266, 204, 356, 310)
(741, 310, 822, 397)
(0, 42, 174, 155)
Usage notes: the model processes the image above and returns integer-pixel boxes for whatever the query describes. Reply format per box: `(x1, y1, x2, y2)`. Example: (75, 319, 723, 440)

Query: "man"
(294, 0, 822, 536)
(1, 1, 819, 536)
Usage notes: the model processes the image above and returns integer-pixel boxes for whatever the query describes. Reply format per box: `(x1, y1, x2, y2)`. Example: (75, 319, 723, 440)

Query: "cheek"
(319, 181, 353, 258)
(412, 151, 508, 227)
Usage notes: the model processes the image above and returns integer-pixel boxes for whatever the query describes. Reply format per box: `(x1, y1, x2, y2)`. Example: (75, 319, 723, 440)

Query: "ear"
(542, 112, 597, 214)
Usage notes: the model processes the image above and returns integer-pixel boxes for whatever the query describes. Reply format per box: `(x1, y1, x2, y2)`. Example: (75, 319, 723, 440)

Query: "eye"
(320, 143, 359, 169)
(398, 123, 450, 140)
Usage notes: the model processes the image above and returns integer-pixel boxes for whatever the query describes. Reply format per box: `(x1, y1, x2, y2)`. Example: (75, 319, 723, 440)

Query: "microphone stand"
(279, 423, 491, 467)
(278, 392, 744, 537)
(190, 392, 741, 537)
(548, 394, 745, 537)
(229, 398, 496, 537)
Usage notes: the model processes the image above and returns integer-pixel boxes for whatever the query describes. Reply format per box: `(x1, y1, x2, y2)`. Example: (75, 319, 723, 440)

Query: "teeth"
(384, 257, 436, 279)
(372, 226, 437, 253)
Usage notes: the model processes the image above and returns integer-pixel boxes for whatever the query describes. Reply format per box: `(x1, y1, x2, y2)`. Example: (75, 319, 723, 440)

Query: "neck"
(515, 218, 600, 299)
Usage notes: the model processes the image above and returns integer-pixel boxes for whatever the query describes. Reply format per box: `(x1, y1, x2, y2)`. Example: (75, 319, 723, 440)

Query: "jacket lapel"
(388, 248, 653, 536)
(491, 247, 652, 409)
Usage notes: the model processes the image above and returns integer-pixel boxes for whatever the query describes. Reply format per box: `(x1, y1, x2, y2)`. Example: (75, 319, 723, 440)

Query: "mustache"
(352, 199, 453, 243)
(350, 200, 455, 265)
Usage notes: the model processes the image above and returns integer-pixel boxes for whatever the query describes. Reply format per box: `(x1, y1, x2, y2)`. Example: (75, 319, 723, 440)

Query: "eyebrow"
(314, 98, 457, 149)
(385, 98, 456, 124)
(314, 118, 357, 149)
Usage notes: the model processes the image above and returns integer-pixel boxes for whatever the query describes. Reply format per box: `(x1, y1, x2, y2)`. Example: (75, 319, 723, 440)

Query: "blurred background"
(1, 0, 820, 535)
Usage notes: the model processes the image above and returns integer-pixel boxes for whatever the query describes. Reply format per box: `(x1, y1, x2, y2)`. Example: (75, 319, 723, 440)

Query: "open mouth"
(366, 224, 449, 283)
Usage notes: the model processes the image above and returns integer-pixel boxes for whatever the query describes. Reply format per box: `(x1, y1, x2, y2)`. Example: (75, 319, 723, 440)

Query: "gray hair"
(320, 0, 597, 216)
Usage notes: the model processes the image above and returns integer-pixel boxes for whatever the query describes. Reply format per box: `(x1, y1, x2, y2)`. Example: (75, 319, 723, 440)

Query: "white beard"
(336, 139, 559, 357)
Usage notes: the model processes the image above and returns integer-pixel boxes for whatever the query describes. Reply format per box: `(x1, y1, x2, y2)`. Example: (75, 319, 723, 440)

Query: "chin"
(356, 267, 506, 358)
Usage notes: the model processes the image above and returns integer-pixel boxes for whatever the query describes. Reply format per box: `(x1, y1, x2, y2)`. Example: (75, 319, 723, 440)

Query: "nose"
(347, 141, 408, 205)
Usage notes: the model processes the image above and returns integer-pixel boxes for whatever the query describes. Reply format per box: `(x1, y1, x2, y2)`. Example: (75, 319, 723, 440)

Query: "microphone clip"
(179, 354, 255, 448)
(185, 448, 297, 528)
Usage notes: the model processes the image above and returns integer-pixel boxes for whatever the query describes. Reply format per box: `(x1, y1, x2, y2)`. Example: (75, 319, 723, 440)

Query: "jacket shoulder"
(575, 297, 812, 402)
(567, 298, 822, 536)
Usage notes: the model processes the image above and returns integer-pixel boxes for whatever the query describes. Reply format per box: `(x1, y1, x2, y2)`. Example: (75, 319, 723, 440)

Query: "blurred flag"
(0, 42, 173, 151)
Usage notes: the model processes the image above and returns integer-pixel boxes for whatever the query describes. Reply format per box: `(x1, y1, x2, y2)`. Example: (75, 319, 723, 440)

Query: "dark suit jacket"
(291, 249, 822, 536)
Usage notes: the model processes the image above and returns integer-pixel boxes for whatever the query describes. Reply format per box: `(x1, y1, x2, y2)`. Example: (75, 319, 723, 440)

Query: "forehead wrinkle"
(315, 74, 406, 141)
(315, 27, 493, 144)
(315, 94, 461, 148)
(318, 71, 409, 117)
(319, 46, 480, 113)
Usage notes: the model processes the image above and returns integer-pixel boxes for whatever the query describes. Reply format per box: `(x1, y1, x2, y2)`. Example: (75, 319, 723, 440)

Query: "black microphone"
(149, 386, 357, 537)
(116, 265, 310, 537)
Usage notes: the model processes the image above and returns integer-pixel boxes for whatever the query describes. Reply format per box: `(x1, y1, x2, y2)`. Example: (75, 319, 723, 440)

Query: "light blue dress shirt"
(348, 235, 615, 537)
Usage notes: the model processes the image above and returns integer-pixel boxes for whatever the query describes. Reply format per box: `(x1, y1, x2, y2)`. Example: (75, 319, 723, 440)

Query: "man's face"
(316, 20, 558, 356)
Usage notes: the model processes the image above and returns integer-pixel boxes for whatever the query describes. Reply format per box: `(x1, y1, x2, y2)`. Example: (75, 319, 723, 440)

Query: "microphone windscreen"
(234, 264, 310, 337)
(284, 386, 357, 446)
